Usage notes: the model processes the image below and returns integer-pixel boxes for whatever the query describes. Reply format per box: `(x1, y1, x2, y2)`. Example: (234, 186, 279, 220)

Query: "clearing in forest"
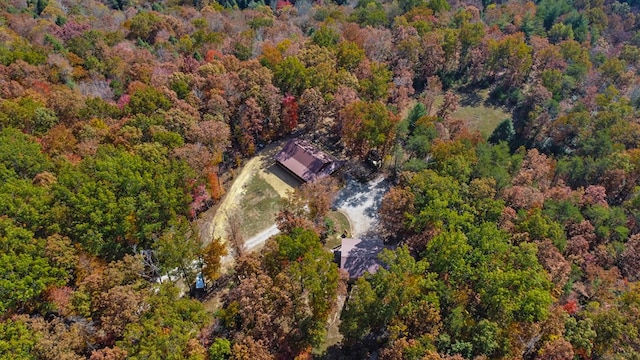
(434, 89, 511, 137)
(197, 140, 303, 255)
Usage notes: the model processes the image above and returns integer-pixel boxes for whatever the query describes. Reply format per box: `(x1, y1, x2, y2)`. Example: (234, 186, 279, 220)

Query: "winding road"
(196, 148, 290, 263)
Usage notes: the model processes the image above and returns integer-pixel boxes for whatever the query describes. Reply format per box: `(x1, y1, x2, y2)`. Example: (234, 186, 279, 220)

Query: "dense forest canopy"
(1, 0, 640, 359)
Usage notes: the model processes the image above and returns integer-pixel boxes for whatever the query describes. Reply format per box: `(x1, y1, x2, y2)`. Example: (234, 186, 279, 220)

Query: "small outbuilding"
(195, 273, 206, 290)
(274, 139, 342, 182)
(335, 237, 384, 280)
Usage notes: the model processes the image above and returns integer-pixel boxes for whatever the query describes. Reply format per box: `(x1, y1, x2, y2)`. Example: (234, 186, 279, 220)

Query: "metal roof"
(274, 139, 341, 182)
(339, 238, 384, 279)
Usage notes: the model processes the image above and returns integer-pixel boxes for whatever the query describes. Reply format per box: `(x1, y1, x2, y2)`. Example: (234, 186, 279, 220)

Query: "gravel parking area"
(333, 175, 391, 239)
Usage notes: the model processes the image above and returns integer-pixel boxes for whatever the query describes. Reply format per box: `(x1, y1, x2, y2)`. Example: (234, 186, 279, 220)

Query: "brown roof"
(274, 139, 341, 182)
(339, 238, 384, 279)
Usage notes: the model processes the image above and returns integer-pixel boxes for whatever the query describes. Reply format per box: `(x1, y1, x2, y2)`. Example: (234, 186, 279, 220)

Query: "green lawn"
(238, 174, 282, 239)
(323, 211, 351, 250)
(237, 174, 353, 246)
(433, 89, 510, 138)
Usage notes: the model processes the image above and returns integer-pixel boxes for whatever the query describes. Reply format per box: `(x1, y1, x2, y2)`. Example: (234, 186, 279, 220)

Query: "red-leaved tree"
(282, 94, 299, 133)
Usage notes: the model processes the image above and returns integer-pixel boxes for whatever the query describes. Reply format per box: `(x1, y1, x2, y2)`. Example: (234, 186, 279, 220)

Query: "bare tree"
(226, 208, 245, 257)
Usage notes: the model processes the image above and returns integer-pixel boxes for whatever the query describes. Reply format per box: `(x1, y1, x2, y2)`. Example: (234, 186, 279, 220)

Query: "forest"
(1, 0, 640, 359)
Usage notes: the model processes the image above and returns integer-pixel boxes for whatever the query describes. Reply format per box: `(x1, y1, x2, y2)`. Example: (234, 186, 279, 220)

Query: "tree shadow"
(363, 179, 391, 218)
(337, 234, 388, 279)
(265, 162, 303, 189)
(333, 175, 391, 210)
(459, 91, 483, 107)
(315, 344, 351, 360)
(333, 177, 375, 208)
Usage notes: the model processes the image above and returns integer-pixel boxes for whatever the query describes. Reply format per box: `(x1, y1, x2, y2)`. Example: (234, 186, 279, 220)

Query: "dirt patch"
(259, 162, 300, 198)
(211, 157, 262, 242)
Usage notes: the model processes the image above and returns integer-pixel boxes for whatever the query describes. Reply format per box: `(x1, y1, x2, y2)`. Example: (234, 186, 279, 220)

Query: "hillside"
(1, 0, 640, 359)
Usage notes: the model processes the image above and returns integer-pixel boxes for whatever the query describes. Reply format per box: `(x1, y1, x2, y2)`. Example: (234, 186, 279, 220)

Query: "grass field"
(238, 174, 282, 239)
(433, 89, 510, 137)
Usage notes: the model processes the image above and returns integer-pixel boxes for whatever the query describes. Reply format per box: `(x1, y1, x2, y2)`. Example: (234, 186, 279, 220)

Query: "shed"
(195, 273, 205, 290)
(274, 139, 342, 182)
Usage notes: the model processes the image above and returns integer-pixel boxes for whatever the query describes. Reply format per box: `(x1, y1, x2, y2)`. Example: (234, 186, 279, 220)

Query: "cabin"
(274, 139, 342, 183)
(334, 237, 384, 280)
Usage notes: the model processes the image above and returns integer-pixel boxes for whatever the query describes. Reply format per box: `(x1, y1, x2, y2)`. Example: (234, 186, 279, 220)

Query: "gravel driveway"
(333, 175, 391, 239)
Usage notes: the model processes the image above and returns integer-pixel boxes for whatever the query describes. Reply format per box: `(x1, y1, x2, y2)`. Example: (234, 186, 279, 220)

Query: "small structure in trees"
(274, 139, 342, 182)
(189, 272, 206, 298)
(195, 272, 205, 290)
(334, 237, 384, 280)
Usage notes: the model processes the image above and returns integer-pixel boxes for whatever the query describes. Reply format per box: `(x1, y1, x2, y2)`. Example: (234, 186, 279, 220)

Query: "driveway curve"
(333, 175, 391, 239)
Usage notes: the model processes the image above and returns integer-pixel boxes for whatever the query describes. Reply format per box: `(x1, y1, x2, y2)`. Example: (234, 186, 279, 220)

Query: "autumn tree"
(350, 0, 389, 28)
(0, 218, 67, 315)
(94, 285, 147, 344)
(340, 100, 398, 158)
(425, 225, 553, 358)
(276, 177, 339, 237)
(220, 229, 342, 358)
(52, 145, 192, 259)
(0, 127, 57, 235)
(118, 283, 209, 358)
(281, 94, 299, 133)
(436, 91, 459, 120)
(336, 41, 366, 71)
(298, 88, 326, 132)
(341, 246, 441, 349)
(0, 316, 38, 359)
(152, 216, 201, 283)
(126, 85, 172, 116)
(201, 238, 227, 282)
(273, 56, 309, 96)
(488, 33, 533, 90)
(358, 61, 393, 101)
(226, 209, 245, 257)
(29, 316, 88, 360)
(236, 97, 264, 155)
(124, 11, 166, 44)
(379, 186, 415, 239)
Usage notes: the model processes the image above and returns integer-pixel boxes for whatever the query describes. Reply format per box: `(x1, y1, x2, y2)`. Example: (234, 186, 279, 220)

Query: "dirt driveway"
(196, 141, 299, 260)
(333, 175, 391, 239)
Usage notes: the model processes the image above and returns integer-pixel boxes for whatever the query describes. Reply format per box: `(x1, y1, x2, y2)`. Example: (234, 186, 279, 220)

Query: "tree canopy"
(1, 0, 640, 358)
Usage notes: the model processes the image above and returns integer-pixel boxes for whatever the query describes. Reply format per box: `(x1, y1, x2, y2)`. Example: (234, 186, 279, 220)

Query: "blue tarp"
(195, 273, 205, 289)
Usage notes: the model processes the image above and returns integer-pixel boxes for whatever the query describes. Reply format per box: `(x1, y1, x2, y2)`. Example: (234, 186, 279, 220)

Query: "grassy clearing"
(323, 211, 351, 250)
(433, 89, 510, 137)
(455, 103, 510, 137)
(238, 173, 282, 239)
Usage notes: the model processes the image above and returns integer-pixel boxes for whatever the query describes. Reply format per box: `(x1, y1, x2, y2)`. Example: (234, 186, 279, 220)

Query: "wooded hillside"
(1, 0, 640, 359)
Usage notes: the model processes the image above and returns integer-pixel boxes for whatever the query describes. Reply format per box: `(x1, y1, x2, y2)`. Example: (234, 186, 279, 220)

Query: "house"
(334, 237, 384, 280)
(274, 139, 342, 182)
